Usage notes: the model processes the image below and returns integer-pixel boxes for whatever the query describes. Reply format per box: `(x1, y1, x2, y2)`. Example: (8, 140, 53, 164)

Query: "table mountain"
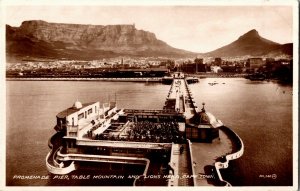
(6, 20, 196, 61)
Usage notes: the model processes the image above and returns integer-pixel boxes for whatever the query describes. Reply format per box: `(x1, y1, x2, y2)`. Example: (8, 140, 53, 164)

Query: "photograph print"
(3, 1, 298, 190)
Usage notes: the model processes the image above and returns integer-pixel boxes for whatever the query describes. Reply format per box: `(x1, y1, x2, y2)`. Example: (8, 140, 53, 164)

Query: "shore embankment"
(6, 77, 163, 82)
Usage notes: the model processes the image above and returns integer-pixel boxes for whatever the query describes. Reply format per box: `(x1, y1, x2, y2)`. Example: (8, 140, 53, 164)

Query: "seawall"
(6, 77, 163, 82)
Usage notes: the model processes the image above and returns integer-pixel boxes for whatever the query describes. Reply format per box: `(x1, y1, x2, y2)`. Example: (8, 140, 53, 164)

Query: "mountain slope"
(205, 29, 293, 57)
(6, 20, 196, 60)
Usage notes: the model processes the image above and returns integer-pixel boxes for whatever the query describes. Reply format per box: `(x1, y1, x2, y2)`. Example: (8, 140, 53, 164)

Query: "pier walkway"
(177, 144, 193, 186)
(165, 75, 237, 186)
(164, 75, 200, 186)
(168, 144, 194, 186)
(165, 78, 199, 119)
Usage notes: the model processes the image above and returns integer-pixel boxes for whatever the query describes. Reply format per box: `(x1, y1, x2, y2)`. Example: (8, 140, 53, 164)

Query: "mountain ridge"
(204, 29, 292, 57)
(6, 20, 197, 60)
(6, 21, 292, 61)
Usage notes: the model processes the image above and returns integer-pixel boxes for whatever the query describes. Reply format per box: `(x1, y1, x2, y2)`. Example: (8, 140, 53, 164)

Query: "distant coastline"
(6, 74, 248, 82)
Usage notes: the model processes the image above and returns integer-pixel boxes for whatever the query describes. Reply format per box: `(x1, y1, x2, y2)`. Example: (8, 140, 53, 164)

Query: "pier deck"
(178, 144, 194, 186)
(47, 73, 244, 186)
(168, 144, 194, 186)
(165, 78, 198, 117)
(191, 129, 234, 186)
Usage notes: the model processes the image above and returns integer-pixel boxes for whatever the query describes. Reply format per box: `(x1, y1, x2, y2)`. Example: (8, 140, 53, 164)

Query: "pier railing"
(185, 79, 199, 111)
(187, 139, 197, 186)
(214, 126, 244, 186)
(45, 148, 76, 175)
(124, 109, 178, 114)
(76, 139, 171, 149)
(167, 143, 179, 186)
(133, 158, 151, 186)
(55, 150, 151, 185)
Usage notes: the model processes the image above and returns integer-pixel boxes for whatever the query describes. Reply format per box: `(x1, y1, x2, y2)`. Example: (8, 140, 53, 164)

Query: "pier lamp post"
(202, 102, 206, 112)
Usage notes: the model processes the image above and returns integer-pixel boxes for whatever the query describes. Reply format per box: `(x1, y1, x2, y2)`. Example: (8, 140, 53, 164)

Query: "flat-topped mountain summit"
(6, 20, 196, 60)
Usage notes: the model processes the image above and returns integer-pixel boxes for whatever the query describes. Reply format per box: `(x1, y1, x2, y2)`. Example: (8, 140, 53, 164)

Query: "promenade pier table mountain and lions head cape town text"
(2, 1, 298, 191)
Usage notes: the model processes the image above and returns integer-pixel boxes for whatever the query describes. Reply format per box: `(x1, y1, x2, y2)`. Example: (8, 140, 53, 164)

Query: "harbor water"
(6, 78, 293, 186)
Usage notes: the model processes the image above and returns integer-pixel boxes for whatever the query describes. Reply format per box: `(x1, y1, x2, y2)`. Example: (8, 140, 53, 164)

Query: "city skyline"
(5, 5, 294, 53)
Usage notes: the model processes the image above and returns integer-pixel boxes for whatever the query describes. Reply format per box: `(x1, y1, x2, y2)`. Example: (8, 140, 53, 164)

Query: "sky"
(4, 4, 294, 53)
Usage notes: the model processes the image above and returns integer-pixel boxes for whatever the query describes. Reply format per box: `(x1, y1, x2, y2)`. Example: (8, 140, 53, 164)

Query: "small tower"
(73, 100, 83, 109)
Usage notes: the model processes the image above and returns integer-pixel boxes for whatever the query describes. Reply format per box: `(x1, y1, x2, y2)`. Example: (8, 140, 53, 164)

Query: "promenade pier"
(164, 73, 244, 186)
(46, 72, 243, 187)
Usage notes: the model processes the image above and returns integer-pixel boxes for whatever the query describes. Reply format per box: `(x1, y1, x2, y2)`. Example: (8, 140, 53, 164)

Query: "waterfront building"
(55, 101, 100, 132)
(214, 57, 222, 66)
(246, 57, 264, 71)
(211, 66, 223, 73)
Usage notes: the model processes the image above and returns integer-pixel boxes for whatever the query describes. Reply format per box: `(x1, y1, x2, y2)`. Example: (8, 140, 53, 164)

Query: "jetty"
(46, 72, 243, 186)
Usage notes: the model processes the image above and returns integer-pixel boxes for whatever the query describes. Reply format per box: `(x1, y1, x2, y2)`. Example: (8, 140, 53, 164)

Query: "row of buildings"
(179, 57, 292, 74)
(6, 57, 173, 72)
(6, 56, 292, 77)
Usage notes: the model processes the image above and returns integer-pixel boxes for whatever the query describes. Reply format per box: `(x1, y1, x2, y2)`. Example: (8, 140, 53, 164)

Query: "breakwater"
(186, 73, 247, 78)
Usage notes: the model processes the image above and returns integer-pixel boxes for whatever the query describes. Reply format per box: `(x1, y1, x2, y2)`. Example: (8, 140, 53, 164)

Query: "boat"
(208, 82, 218, 86)
(185, 77, 199, 84)
(161, 76, 173, 84)
(245, 73, 266, 81)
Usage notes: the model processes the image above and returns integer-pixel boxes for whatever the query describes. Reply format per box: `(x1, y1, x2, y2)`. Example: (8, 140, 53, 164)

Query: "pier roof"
(57, 102, 97, 118)
(189, 111, 223, 128)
